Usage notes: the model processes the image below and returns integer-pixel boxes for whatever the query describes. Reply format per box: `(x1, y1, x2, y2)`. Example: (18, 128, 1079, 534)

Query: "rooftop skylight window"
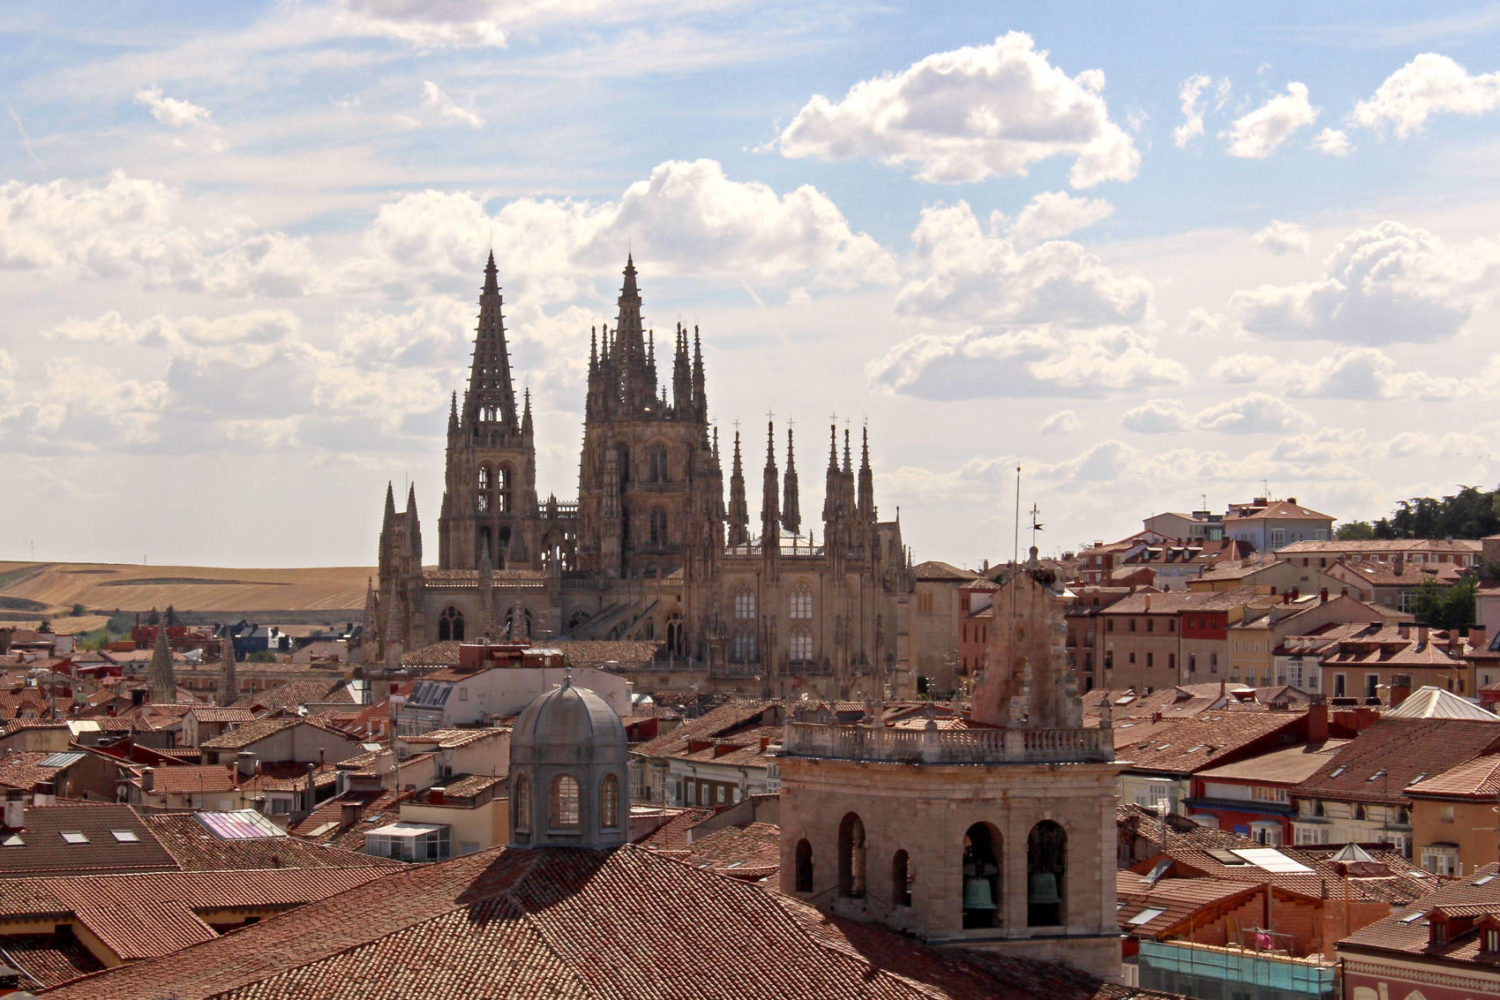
(60, 831, 88, 845)
(111, 830, 140, 843)
(1329, 767, 1346, 778)
(1368, 769, 1386, 782)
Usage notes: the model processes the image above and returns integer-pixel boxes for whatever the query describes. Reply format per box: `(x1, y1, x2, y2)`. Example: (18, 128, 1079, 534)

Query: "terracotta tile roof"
(634, 808, 714, 851)
(671, 821, 781, 879)
(1340, 862, 1500, 961)
(549, 639, 663, 668)
(1115, 873, 1263, 938)
(0, 933, 105, 989)
(399, 640, 460, 667)
(432, 772, 506, 799)
(1227, 500, 1334, 521)
(0, 750, 83, 792)
(1101, 588, 1273, 615)
(43, 845, 1166, 1000)
(913, 560, 982, 581)
(635, 700, 778, 757)
(1112, 710, 1309, 775)
(287, 787, 415, 851)
(143, 812, 402, 872)
(232, 679, 352, 712)
(1334, 557, 1468, 588)
(0, 866, 395, 963)
(143, 764, 239, 795)
(1405, 752, 1500, 798)
(1278, 539, 1482, 555)
(1142, 825, 1436, 905)
(0, 802, 180, 878)
(400, 727, 508, 749)
(1297, 717, 1500, 805)
(1195, 740, 1350, 785)
(200, 715, 354, 751)
(187, 707, 257, 723)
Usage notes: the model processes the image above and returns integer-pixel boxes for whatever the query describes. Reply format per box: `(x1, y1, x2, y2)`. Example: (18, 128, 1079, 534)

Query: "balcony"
(778, 721, 1114, 765)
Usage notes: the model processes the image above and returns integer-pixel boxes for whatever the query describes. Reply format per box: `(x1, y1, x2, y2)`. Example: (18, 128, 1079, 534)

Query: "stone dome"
(510, 675, 627, 769)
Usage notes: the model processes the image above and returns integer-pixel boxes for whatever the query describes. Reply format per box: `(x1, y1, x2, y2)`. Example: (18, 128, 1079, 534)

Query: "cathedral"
(370, 253, 914, 698)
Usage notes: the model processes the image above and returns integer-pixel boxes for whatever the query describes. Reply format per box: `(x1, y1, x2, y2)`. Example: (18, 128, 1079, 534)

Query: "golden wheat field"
(0, 561, 375, 627)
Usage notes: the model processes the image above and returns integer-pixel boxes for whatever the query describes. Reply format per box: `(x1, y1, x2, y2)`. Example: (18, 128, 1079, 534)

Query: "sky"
(3, 1, 1500, 569)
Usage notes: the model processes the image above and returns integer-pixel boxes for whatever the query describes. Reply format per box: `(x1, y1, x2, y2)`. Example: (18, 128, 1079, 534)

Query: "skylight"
(1413, 773, 1428, 784)
(111, 830, 140, 843)
(1329, 767, 1346, 777)
(1368, 769, 1386, 782)
(1, 834, 22, 847)
(1129, 907, 1166, 926)
(60, 831, 88, 845)
(1400, 910, 1427, 924)
(1476, 875, 1497, 886)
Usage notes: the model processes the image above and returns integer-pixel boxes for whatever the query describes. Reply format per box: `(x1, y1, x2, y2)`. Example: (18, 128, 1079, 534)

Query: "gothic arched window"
(789, 585, 812, 619)
(477, 466, 492, 514)
(838, 813, 866, 898)
(497, 466, 512, 514)
(550, 775, 580, 829)
(438, 606, 465, 642)
(734, 590, 756, 619)
(650, 508, 668, 547)
(648, 445, 669, 482)
(599, 774, 620, 829)
(513, 774, 531, 832)
(789, 625, 813, 664)
(731, 626, 757, 663)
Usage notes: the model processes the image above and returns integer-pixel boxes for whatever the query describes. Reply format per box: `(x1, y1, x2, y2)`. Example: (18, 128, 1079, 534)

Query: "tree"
(1336, 521, 1375, 540)
(165, 605, 179, 627)
(71, 603, 86, 617)
(1409, 576, 1477, 631)
(38, 619, 51, 633)
(248, 650, 277, 663)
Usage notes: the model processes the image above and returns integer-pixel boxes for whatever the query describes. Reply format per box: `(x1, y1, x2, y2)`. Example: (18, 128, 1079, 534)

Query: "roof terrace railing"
(778, 720, 1114, 765)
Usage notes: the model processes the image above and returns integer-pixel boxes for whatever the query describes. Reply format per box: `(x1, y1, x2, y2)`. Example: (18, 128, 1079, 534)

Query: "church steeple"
(217, 627, 239, 707)
(148, 617, 177, 704)
(463, 252, 519, 428)
(782, 426, 800, 535)
(691, 326, 706, 418)
(858, 425, 874, 522)
(727, 429, 748, 547)
(761, 420, 780, 543)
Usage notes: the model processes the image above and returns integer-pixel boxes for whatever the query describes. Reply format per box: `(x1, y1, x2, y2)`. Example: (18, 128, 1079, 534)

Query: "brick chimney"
(1470, 625, 1489, 652)
(1306, 698, 1329, 744)
(1390, 675, 1412, 708)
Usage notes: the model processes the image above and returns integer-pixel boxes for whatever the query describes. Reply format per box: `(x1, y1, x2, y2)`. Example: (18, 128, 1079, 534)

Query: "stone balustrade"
(778, 720, 1113, 765)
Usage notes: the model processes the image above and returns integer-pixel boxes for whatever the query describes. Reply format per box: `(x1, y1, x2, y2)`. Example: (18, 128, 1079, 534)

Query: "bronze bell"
(1028, 871, 1061, 905)
(962, 876, 997, 910)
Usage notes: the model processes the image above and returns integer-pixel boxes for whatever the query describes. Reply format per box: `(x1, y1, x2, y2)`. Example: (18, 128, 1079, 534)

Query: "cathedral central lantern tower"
(575, 255, 722, 581)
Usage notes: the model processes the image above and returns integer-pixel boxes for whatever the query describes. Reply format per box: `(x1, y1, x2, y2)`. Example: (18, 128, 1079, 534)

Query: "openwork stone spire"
(463, 251, 519, 428)
(147, 616, 177, 704)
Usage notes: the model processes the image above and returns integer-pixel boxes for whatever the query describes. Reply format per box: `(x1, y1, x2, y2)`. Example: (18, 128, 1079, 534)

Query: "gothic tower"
(437, 251, 540, 571)
(576, 257, 712, 579)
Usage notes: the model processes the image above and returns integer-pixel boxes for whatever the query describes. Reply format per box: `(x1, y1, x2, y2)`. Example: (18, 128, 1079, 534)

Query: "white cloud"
(1173, 74, 1212, 148)
(896, 202, 1149, 327)
(1250, 219, 1310, 255)
(1040, 410, 1078, 435)
(776, 32, 1139, 187)
(1123, 393, 1308, 435)
(1121, 398, 1189, 433)
(333, 0, 511, 48)
(0, 172, 321, 296)
(999, 191, 1114, 248)
(1352, 52, 1500, 137)
(1313, 128, 1351, 155)
(1227, 220, 1499, 344)
(867, 325, 1186, 401)
(356, 159, 895, 300)
(421, 81, 484, 128)
(133, 86, 212, 128)
(1220, 82, 1319, 158)
(1208, 347, 1468, 401)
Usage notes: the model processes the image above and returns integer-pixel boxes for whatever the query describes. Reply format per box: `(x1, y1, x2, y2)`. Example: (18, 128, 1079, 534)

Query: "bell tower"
(775, 562, 1120, 980)
(437, 252, 540, 571)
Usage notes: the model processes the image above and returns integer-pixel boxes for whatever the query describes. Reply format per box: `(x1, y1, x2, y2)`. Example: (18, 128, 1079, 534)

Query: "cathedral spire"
(858, 424, 874, 521)
(521, 387, 533, 438)
(692, 326, 706, 418)
(383, 481, 396, 526)
(727, 429, 748, 547)
(217, 627, 239, 707)
(447, 391, 458, 434)
(148, 617, 176, 704)
(761, 420, 780, 544)
(406, 483, 422, 561)
(463, 254, 519, 429)
(614, 255, 652, 412)
(827, 423, 839, 473)
(782, 426, 800, 535)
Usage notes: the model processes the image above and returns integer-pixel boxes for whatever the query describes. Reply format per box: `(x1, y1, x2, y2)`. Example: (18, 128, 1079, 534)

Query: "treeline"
(1337, 485, 1500, 540)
